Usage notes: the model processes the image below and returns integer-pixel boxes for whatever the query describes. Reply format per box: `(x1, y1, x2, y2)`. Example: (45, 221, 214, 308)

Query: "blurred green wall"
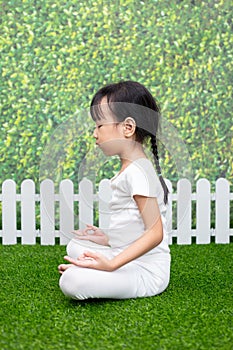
(1, 0, 232, 190)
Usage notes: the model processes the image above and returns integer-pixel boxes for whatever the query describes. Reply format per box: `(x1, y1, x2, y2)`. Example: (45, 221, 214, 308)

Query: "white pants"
(59, 239, 170, 300)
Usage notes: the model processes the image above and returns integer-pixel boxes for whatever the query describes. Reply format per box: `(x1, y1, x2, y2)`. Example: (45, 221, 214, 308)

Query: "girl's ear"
(123, 117, 136, 137)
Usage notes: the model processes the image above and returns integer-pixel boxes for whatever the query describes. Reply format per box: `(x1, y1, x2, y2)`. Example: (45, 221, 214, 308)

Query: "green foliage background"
(1, 0, 232, 191)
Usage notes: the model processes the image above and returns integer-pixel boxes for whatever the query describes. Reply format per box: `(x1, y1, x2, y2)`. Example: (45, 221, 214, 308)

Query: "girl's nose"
(93, 127, 97, 138)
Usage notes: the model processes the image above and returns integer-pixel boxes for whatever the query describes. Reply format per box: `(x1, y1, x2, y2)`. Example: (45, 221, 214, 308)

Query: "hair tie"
(158, 173, 162, 177)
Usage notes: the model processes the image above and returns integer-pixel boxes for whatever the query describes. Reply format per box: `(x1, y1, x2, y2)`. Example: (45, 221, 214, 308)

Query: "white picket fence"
(0, 178, 232, 245)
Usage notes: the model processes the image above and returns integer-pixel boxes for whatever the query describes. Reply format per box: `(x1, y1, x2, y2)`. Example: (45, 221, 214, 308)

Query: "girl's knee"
(66, 239, 79, 259)
(59, 267, 85, 300)
(66, 239, 92, 259)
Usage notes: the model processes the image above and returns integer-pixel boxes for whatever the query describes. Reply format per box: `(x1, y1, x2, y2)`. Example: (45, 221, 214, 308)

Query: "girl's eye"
(97, 125, 103, 129)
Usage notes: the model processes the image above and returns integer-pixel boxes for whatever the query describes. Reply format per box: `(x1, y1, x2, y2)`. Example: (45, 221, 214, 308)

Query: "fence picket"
(79, 178, 93, 230)
(2, 180, 17, 244)
(0, 178, 232, 245)
(165, 179, 173, 244)
(196, 179, 211, 244)
(21, 179, 36, 244)
(40, 179, 55, 245)
(59, 179, 74, 245)
(215, 178, 230, 243)
(177, 179, 192, 244)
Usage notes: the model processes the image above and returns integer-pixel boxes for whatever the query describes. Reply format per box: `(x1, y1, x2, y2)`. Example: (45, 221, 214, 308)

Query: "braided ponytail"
(150, 135, 169, 205)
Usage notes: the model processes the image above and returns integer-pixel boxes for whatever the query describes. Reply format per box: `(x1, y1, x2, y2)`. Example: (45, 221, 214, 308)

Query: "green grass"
(0, 244, 232, 350)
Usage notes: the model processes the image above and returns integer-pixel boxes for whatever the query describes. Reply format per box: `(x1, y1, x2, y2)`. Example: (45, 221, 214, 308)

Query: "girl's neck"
(119, 143, 147, 171)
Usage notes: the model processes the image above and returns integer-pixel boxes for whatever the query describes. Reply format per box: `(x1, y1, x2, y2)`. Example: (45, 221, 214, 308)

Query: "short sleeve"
(126, 159, 161, 198)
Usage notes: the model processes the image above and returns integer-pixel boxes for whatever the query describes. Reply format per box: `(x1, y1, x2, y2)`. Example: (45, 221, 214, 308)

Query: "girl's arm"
(64, 195, 163, 271)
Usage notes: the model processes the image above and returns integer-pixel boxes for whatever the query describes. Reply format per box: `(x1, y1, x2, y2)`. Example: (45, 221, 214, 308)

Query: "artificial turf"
(0, 243, 232, 350)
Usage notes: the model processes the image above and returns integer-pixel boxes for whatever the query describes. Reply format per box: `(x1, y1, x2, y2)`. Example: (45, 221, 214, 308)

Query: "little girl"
(58, 81, 171, 300)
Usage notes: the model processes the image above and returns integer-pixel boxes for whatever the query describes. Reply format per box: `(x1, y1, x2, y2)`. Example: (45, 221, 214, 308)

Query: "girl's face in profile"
(93, 97, 125, 156)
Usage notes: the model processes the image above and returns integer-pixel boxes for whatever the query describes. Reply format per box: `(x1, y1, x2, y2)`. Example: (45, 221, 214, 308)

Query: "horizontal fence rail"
(0, 178, 232, 245)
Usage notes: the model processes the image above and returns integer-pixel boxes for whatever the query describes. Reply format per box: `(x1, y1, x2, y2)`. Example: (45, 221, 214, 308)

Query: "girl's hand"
(72, 224, 109, 246)
(64, 251, 115, 272)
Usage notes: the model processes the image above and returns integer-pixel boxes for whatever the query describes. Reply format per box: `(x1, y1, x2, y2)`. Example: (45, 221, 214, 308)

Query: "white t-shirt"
(107, 158, 170, 254)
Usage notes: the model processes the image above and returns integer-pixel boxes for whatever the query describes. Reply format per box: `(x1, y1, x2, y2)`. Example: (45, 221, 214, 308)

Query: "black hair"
(90, 81, 169, 204)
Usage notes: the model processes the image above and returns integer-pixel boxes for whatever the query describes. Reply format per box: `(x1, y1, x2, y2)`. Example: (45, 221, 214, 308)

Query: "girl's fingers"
(63, 255, 94, 264)
(86, 224, 98, 230)
(72, 230, 91, 237)
(62, 253, 112, 271)
(64, 255, 77, 264)
(58, 263, 73, 274)
(72, 229, 92, 236)
(72, 230, 85, 236)
(63, 255, 96, 269)
(83, 225, 97, 234)
(74, 235, 90, 240)
(77, 253, 85, 260)
(83, 251, 101, 260)
(72, 225, 100, 237)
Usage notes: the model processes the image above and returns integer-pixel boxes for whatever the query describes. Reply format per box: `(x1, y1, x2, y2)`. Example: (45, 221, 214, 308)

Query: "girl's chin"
(99, 146, 118, 157)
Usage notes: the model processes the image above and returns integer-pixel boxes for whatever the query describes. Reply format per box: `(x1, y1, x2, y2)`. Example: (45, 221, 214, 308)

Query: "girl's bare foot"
(58, 264, 73, 274)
